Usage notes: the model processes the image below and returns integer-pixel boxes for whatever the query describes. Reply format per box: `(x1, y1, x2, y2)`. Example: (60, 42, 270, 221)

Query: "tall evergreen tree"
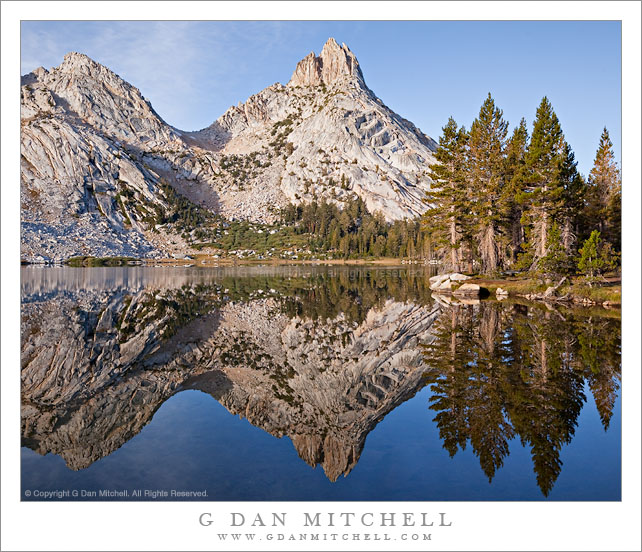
(423, 117, 470, 271)
(586, 127, 621, 250)
(503, 118, 529, 264)
(538, 222, 573, 279)
(557, 141, 586, 255)
(468, 93, 509, 273)
(517, 97, 567, 271)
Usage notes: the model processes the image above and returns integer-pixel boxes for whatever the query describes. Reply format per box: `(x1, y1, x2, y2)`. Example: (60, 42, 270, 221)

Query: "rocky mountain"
(21, 268, 441, 479)
(20, 39, 437, 262)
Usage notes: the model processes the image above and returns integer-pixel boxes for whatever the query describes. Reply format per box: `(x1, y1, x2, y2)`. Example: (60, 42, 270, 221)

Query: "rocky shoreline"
(19, 261, 621, 308)
(428, 272, 620, 308)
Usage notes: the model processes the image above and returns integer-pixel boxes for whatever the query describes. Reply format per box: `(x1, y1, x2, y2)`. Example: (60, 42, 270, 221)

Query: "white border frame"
(2, 3, 640, 551)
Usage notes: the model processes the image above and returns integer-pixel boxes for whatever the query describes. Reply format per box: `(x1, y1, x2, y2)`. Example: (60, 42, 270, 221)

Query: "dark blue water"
(21, 384, 620, 501)
(20, 266, 621, 501)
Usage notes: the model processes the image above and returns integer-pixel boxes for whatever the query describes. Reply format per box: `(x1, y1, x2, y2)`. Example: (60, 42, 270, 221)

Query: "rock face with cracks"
(192, 37, 437, 222)
(21, 39, 437, 262)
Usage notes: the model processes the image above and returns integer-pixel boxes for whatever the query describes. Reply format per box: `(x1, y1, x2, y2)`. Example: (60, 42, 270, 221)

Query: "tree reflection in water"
(21, 267, 620, 497)
(423, 300, 620, 496)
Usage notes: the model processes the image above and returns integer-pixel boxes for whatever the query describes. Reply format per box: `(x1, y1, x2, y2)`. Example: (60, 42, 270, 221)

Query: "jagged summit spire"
(288, 37, 365, 88)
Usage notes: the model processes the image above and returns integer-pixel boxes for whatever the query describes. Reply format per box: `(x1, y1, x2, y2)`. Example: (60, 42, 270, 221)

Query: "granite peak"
(20, 38, 437, 262)
(288, 37, 366, 88)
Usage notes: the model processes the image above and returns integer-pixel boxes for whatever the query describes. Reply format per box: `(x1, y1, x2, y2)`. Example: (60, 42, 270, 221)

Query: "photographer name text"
(199, 511, 452, 528)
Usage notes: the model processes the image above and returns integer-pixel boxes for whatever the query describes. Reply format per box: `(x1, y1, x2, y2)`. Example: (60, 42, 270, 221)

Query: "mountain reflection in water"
(20, 266, 620, 500)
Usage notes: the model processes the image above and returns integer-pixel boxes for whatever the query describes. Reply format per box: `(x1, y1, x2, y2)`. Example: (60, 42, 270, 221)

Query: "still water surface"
(21, 266, 621, 500)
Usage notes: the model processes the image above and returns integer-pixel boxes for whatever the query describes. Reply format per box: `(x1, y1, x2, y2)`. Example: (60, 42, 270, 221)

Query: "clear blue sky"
(21, 21, 621, 177)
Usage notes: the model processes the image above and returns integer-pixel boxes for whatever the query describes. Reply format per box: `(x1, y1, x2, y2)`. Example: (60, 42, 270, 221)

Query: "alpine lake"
(20, 265, 621, 501)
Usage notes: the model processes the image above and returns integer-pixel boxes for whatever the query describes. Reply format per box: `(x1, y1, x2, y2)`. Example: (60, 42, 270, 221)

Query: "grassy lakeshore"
(467, 275, 621, 306)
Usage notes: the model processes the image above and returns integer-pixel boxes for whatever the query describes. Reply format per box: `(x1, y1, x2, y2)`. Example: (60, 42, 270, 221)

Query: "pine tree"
(557, 141, 586, 255)
(586, 127, 621, 250)
(385, 223, 401, 257)
(605, 188, 621, 252)
(373, 234, 386, 257)
(503, 118, 529, 264)
(467, 93, 509, 274)
(577, 230, 618, 285)
(517, 97, 567, 270)
(423, 117, 470, 271)
(538, 222, 573, 279)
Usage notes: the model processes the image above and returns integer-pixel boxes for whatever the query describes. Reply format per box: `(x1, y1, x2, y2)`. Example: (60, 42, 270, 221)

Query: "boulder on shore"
(496, 287, 508, 299)
(436, 280, 453, 291)
(429, 273, 471, 291)
(428, 274, 450, 288)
